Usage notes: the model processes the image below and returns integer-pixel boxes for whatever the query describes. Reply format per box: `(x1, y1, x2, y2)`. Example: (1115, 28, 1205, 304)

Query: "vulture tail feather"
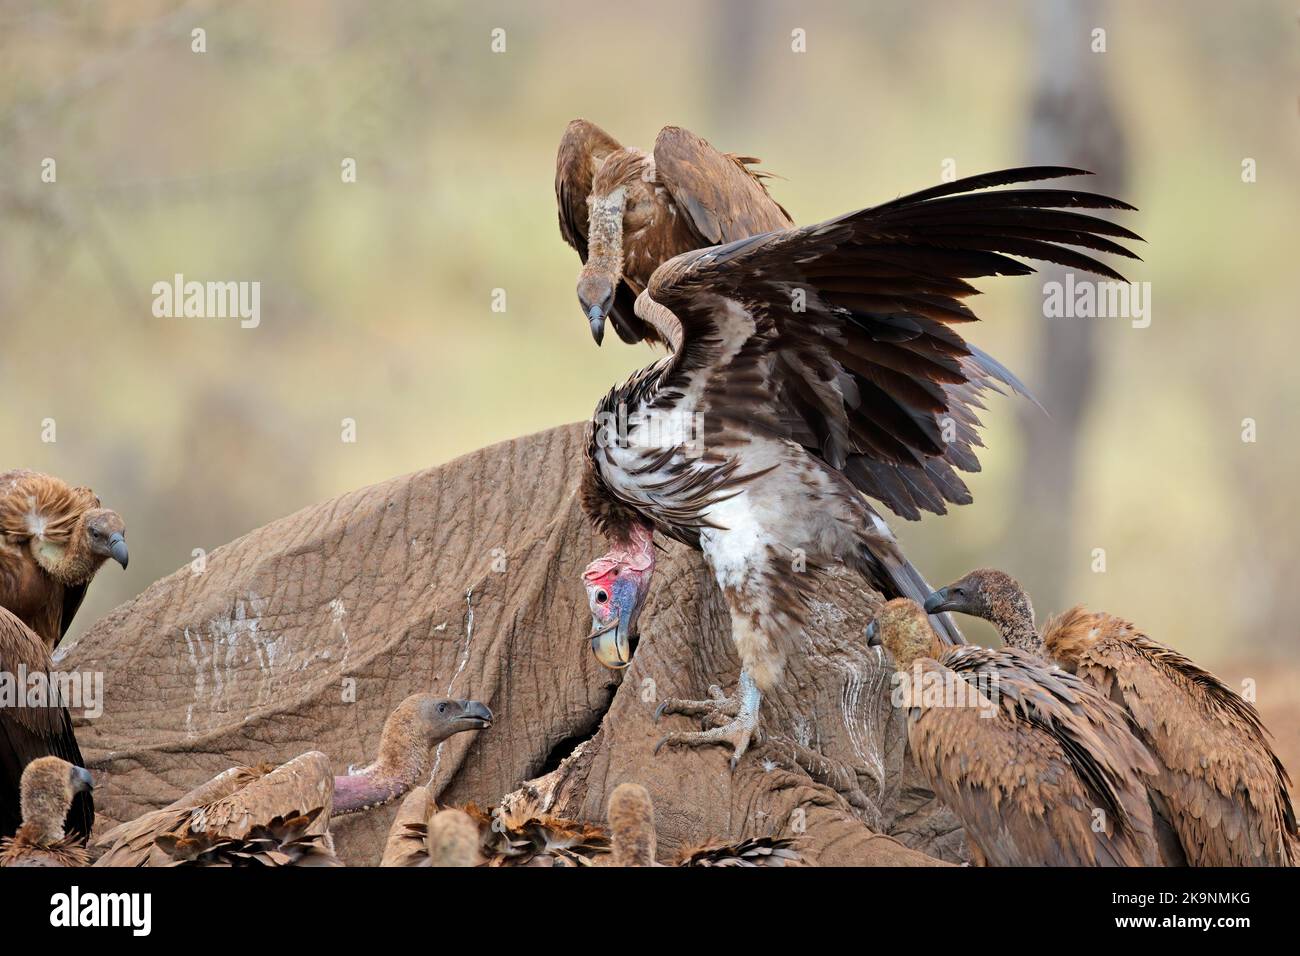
(854, 543, 965, 646)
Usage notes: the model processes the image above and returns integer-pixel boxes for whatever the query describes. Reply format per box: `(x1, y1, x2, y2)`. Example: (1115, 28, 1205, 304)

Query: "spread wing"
(642, 166, 1141, 519)
(0, 608, 93, 840)
(909, 649, 1157, 866)
(652, 125, 793, 245)
(555, 118, 642, 338)
(1045, 608, 1299, 866)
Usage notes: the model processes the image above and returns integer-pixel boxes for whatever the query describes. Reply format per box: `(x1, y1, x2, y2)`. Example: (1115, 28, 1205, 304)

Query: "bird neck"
(585, 187, 627, 280)
(332, 701, 435, 815)
(37, 519, 101, 585)
(17, 785, 69, 846)
(987, 591, 1042, 654)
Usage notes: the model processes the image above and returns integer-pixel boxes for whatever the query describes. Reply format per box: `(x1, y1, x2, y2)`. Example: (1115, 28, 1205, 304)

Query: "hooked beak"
(71, 765, 94, 794)
(865, 619, 881, 647)
(457, 700, 493, 730)
(108, 532, 128, 569)
(588, 578, 644, 670)
(923, 588, 952, 614)
(588, 306, 606, 346)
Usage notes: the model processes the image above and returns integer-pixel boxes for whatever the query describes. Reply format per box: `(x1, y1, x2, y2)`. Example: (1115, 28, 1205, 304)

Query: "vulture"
(0, 756, 94, 867)
(867, 598, 1161, 866)
(579, 165, 1141, 765)
(0, 469, 128, 650)
(556, 119, 791, 347)
(0, 606, 94, 840)
(602, 781, 799, 867)
(926, 568, 1299, 866)
(93, 694, 492, 866)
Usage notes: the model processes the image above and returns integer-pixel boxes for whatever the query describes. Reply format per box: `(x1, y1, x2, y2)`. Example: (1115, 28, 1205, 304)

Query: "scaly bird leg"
(653, 670, 762, 770)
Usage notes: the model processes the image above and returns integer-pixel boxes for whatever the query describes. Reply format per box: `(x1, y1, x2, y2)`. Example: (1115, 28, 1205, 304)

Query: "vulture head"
(416, 696, 494, 739)
(867, 598, 942, 671)
(19, 756, 93, 845)
(83, 507, 129, 570)
(924, 568, 1033, 632)
(583, 524, 655, 670)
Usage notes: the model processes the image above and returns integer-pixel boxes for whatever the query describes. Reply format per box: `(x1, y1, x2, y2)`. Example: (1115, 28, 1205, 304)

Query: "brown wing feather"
(0, 608, 92, 840)
(380, 785, 434, 867)
(555, 118, 624, 257)
(643, 166, 1140, 520)
(0, 470, 99, 544)
(91, 755, 330, 868)
(1045, 608, 1299, 866)
(653, 125, 792, 245)
(907, 650, 1158, 865)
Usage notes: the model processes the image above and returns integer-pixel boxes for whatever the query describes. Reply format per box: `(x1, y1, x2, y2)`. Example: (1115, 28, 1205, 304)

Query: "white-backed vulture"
(868, 598, 1161, 866)
(925, 568, 1299, 866)
(579, 166, 1141, 765)
(94, 694, 491, 866)
(0, 607, 93, 839)
(0, 469, 128, 649)
(602, 781, 799, 867)
(0, 756, 93, 867)
(556, 120, 791, 347)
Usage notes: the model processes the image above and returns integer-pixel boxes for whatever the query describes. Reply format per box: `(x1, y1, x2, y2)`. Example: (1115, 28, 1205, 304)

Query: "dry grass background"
(0, 1, 1296, 755)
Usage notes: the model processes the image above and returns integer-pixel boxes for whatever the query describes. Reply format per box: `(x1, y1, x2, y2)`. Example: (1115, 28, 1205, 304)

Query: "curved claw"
(653, 700, 670, 724)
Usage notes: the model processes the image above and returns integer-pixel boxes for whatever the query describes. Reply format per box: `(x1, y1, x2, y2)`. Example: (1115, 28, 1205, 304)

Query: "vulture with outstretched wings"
(579, 165, 1141, 766)
(556, 120, 792, 347)
(927, 568, 1299, 866)
(868, 599, 1160, 866)
(0, 469, 128, 650)
(0, 607, 94, 840)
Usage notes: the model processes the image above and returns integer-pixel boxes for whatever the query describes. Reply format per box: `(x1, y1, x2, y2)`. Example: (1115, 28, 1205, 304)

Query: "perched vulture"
(580, 165, 1141, 765)
(557, 120, 791, 347)
(0, 469, 128, 649)
(867, 598, 1161, 866)
(0, 756, 93, 867)
(926, 568, 1299, 866)
(602, 781, 799, 867)
(93, 694, 491, 866)
(0, 607, 93, 840)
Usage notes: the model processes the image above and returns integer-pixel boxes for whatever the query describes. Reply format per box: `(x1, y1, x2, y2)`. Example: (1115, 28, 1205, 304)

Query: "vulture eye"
(596, 589, 609, 604)
(90, 529, 101, 539)
(437, 703, 447, 714)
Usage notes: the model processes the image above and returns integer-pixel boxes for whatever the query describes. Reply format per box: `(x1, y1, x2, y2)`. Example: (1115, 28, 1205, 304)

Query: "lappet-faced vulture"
(868, 598, 1161, 866)
(557, 120, 792, 347)
(0, 469, 128, 650)
(0, 756, 93, 867)
(926, 568, 1299, 866)
(0, 607, 93, 840)
(93, 694, 491, 866)
(579, 166, 1141, 765)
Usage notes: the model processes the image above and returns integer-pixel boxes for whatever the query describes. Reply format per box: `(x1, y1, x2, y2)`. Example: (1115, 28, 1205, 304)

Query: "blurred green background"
(1, 0, 1296, 708)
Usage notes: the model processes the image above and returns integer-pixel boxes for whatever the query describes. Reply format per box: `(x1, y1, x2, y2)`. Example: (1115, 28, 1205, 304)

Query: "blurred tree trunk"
(1006, 0, 1129, 612)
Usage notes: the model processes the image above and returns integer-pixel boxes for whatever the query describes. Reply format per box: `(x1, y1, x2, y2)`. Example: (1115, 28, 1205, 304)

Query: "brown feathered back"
(1044, 607, 1298, 866)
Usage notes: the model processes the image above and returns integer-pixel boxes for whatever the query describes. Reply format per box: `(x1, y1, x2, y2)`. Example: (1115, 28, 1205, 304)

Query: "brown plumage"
(0, 607, 93, 839)
(601, 781, 799, 867)
(581, 165, 1141, 765)
(928, 569, 1299, 866)
(557, 120, 791, 347)
(153, 806, 341, 867)
(868, 598, 1161, 866)
(0, 469, 128, 649)
(380, 787, 484, 867)
(0, 756, 93, 867)
(94, 694, 492, 866)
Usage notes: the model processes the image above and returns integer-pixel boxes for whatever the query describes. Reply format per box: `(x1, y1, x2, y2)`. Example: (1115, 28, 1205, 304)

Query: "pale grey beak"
(108, 532, 128, 569)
